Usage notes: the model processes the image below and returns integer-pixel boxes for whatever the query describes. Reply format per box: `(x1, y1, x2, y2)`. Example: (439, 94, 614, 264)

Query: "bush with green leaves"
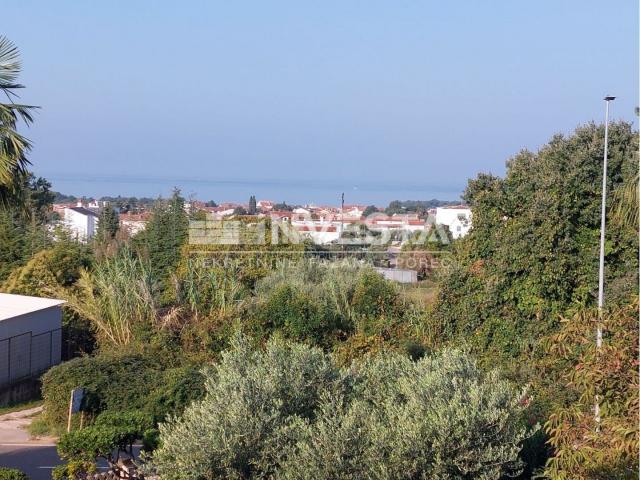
(0, 468, 28, 480)
(57, 425, 130, 464)
(40, 353, 205, 433)
(95, 411, 154, 450)
(149, 336, 340, 478)
(350, 269, 400, 319)
(51, 461, 96, 480)
(41, 353, 161, 431)
(56, 412, 153, 474)
(142, 365, 206, 424)
(251, 260, 403, 344)
(149, 336, 535, 479)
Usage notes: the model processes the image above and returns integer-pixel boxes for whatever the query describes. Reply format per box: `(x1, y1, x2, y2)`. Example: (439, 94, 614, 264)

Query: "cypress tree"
(248, 195, 257, 215)
(96, 203, 119, 242)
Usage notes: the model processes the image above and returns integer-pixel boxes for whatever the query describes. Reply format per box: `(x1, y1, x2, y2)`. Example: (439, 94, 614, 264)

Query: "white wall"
(0, 307, 63, 386)
(435, 207, 472, 239)
(63, 209, 96, 241)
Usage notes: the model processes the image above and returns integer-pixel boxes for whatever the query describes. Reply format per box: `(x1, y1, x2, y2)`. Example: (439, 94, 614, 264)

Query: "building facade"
(0, 294, 65, 389)
(435, 206, 472, 239)
(63, 205, 98, 241)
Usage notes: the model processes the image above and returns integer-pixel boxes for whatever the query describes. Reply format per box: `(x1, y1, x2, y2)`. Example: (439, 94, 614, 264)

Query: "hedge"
(41, 353, 205, 431)
(0, 469, 28, 480)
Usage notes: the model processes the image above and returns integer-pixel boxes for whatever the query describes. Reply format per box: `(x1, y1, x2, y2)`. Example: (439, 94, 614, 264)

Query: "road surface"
(0, 407, 142, 480)
(0, 406, 61, 479)
(0, 444, 61, 480)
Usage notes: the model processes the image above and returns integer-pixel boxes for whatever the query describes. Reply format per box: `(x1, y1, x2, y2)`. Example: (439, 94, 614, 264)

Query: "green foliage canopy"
(149, 337, 535, 479)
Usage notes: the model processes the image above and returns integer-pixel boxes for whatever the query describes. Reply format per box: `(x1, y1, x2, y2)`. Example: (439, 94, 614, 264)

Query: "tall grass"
(255, 258, 368, 326)
(178, 257, 247, 319)
(61, 254, 157, 347)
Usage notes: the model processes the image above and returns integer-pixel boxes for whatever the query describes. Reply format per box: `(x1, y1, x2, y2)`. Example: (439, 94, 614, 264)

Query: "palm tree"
(611, 172, 639, 230)
(0, 36, 37, 207)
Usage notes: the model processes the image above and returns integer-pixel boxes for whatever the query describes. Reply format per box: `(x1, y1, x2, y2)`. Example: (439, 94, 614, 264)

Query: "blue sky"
(4, 1, 638, 204)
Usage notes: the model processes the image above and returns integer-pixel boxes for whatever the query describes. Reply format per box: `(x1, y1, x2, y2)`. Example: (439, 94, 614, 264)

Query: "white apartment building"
(63, 206, 98, 241)
(435, 206, 472, 239)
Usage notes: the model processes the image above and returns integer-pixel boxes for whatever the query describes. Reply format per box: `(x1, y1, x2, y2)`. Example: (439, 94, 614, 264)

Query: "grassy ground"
(399, 279, 439, 308)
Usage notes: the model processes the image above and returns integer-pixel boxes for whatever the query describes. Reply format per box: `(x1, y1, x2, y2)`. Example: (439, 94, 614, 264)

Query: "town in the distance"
(56, 194, 472, 245)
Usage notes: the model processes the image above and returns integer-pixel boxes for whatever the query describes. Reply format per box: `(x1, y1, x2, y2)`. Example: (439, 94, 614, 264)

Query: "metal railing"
(0, 328, 62, 387)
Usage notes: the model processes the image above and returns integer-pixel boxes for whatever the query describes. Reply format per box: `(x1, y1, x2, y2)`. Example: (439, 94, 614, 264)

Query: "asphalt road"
(0, 444, 62, 480)
(0, 408, 142, 479)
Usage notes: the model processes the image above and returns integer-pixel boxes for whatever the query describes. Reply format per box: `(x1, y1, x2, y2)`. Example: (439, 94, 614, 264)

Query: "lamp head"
(604, 96, 616, 101)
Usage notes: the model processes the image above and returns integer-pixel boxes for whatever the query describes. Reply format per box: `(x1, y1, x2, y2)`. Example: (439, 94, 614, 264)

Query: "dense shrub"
(260, 284, 333, 343)
(94, 411, 154, 446)
(149, 337, 535, 479)
(350, 269, 400, 319)
(40, 353, 203, 433)
(52, 461, 96, 480)
(149, 336, 341, 478)
(142, 366, 206, 423)
(41, 353, 162, 430)
(251, 260, 404, 345)
(542, 302, 638, 479)
(0, 468, 28, 480)
(57, 425, 130, 462)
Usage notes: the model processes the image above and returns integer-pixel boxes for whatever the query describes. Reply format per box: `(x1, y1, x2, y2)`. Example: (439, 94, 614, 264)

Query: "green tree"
(350, 270, 399, 319)
(21, 173, 55, 222)
(0, 208, 26, 280)
(95, 203, 119, 242)
(140, 188, 189, 294)
(0, 173, 56, 280)
(2, 237, 95, 356)
(234, 205, 248, 215)
(362, 204, 379, 217)
(542, 302, 638, 479)
(434, 122, 638, 372)
(149, 337, 534, 479)
(248, 195, 257, 215)
(0, 36, 38, 208)
(273, 202, 293, 212)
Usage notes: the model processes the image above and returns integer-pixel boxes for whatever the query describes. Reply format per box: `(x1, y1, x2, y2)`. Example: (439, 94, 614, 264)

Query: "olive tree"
(148, 337, 535, 479)
(149, 335, 340, 479)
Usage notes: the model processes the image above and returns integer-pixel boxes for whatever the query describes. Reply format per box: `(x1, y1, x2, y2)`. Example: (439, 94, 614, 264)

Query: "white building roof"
(0, 293, 65, 322)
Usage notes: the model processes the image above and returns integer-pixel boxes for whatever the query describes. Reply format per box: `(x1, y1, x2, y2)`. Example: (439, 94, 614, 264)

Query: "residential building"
(435, 206, 472, 239)
(0, 293, 65, 389)
(257, 200, 274, 211)
(63, 205, 98, 241)
(119, 212, 151, 235)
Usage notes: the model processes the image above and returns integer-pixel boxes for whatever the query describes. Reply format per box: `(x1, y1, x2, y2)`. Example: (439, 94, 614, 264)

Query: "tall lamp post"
(595, 95, 615, 427)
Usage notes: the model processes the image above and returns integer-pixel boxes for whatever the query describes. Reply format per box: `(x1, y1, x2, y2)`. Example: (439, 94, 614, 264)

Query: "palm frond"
(611, 173, 639, 229)
(0, 36, 23, 95)
(0, 36, 38, 209)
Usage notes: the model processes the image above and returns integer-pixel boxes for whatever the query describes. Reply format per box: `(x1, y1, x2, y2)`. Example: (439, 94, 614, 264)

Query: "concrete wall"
(0, 306, 63, 388)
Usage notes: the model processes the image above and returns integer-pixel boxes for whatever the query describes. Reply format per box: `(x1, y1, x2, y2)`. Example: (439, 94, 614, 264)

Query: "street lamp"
(595, 95, 615, 427)
(597, 96, 615, 344)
